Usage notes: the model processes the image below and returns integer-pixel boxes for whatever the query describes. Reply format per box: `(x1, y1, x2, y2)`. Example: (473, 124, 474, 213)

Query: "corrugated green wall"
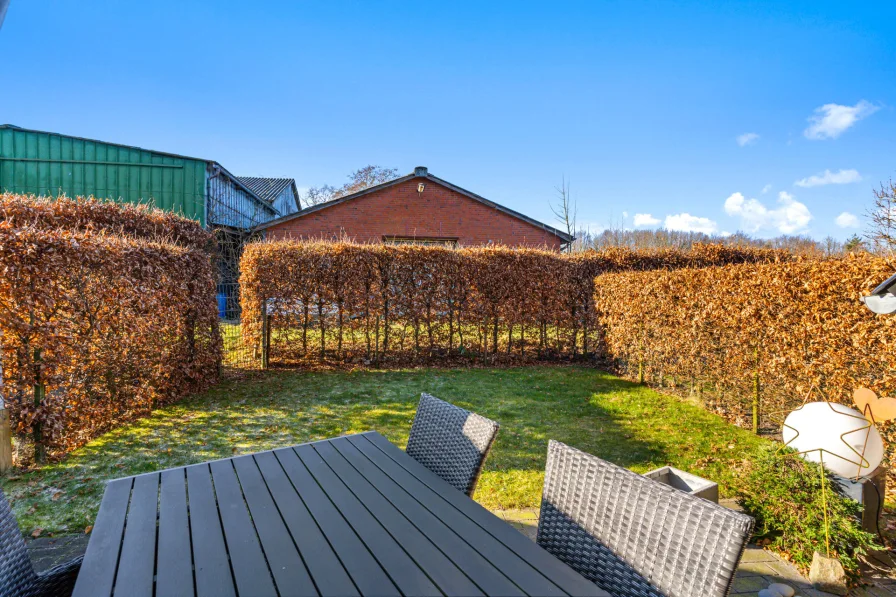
(0, 126, 207, 225)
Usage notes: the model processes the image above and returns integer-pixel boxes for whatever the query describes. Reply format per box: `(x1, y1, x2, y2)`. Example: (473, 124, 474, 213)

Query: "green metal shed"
(0, 124, 210, 225)
(0, 124, 206, 225)
(0, 124, 285, 232)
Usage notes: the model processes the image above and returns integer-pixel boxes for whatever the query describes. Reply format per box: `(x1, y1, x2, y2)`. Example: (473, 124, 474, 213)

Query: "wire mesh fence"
(217, 281, 264, 371)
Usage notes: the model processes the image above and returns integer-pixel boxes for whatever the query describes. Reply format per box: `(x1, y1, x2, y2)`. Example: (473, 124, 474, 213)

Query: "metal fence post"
(752, 345, 760, 434)
(261, 299, 270, 369)
(637, 340, 645, 384)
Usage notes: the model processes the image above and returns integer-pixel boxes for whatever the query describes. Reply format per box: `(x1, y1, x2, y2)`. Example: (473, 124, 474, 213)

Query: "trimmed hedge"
(593, 253, 896, 483)
(0, 194, 211, 250)
(240, 240, 783, 365)
(0, 194, 220, 460)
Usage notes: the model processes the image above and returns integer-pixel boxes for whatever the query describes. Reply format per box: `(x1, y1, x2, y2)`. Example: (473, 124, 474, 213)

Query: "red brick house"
(257, 167, 573, 250)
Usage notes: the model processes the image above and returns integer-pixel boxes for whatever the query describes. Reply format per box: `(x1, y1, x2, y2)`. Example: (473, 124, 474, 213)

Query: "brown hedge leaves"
(593, 254, 896, 453)
(0, 194, 220, 460)
(0, 194, 212, 251)
(240, 240, 781, 366)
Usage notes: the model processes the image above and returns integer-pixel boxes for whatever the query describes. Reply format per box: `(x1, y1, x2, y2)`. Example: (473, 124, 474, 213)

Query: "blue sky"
(2, 1, 894, 240)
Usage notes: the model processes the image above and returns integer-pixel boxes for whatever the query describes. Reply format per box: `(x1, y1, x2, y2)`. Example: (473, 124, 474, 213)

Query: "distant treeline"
(577, 227, 852, 257)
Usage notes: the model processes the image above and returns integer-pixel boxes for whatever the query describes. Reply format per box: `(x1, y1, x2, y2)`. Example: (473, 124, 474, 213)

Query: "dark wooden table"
(73, 431, 608, 597)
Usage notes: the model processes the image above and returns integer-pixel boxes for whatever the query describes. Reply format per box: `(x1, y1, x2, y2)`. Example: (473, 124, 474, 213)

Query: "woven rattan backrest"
(537, 440, 754, 597)
(0, 489, 36, 597)
(406, 393, 500, 496)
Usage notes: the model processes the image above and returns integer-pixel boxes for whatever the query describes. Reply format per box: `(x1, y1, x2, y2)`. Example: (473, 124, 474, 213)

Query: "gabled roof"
(255, 167, 575, 243)
(236, 176, 300, 210)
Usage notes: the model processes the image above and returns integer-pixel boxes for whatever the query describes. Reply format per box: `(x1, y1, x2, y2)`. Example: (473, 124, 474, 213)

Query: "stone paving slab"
(25, 534, 89, 574)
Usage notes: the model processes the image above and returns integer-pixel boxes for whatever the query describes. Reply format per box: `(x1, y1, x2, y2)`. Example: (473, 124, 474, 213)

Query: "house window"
(383, 236, 458, 247)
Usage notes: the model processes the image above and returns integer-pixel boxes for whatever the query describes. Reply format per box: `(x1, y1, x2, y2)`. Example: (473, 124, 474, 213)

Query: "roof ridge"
(235, 176, 297, 206)
(255, 171, 573, 242)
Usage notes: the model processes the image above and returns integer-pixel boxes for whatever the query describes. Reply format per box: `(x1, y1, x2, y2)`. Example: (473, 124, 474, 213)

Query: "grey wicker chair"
(405, 393, 500, 496)
(536, 440, 754, 597)
(0, 489, 81, 597)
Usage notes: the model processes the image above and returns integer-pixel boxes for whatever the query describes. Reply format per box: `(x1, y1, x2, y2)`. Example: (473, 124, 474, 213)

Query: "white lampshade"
(782, 402, 884, 478)
(861, 293, 896, 314)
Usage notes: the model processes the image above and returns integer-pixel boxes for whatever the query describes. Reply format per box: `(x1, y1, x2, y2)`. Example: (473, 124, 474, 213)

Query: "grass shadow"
(1, 365, 768, 535)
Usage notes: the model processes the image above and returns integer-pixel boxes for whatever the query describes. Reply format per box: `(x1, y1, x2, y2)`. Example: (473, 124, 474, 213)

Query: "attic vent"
(414, 166, 428, 177)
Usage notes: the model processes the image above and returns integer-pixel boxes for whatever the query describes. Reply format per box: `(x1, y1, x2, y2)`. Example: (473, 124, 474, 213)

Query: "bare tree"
(301, 166, 400, 208)
(585, 226, 832, 255)
(302, 184, 338, 207)
(821, 236, 843, 258)
(336, 165, 400, 198)
(551, 177, 578, 251)
(866, 179, 896, 257)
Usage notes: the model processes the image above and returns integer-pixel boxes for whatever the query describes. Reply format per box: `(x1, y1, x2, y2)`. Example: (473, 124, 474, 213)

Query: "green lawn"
(1, 366, 769, 537)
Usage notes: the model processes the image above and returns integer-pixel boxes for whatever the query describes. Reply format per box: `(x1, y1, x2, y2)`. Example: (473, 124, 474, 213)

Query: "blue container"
(217, 293, 227, 319)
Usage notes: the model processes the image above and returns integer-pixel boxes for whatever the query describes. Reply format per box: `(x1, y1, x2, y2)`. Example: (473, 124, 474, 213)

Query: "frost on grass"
(1, 367, 767, 534)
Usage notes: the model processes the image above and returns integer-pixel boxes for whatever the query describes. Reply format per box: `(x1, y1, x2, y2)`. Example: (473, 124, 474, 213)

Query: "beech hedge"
(0, 194, 220, 460)
(593, 254, 896, 481)
(240, 240, 782, 366)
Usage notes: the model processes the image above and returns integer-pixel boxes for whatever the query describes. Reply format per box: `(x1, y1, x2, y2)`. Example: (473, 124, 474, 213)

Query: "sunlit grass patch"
(1, 366, 769, 536)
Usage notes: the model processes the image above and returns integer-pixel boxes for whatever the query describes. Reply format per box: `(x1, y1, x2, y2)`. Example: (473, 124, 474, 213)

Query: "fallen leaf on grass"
(31, 528, 42, 538)
(84, 525, 93, 535)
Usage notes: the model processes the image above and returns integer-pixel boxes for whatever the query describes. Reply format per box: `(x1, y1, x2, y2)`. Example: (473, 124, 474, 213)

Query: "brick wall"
(263, 177, 567, 250)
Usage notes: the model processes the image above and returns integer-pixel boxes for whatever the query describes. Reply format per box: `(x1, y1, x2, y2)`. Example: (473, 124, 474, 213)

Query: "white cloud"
(794, 168, 862, 188)
(633, 213, 660, 227)
(804, 100, 878, 140)
(835, 212, 860, 228)
(761, 184, 772, 194)
(723, 190, 812, 234)
(736, 132, 760, 147)
(664, 213, 718, 234)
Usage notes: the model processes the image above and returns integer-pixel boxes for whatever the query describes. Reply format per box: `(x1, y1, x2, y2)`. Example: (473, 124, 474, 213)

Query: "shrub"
(0, 193, 211, 250)
(592, 253, 896, 485)
(0, 194, 220, 461)
(737, 445, 880, 582)
(239, 240, 781, 366)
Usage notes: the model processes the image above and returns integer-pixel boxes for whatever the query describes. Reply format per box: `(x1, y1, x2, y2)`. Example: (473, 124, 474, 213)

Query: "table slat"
(209, 459, 277, 597)
(315, 439, 485, 596)
(294, 443, 442, 597)
(331, 436, 526, 597)
(346, 433, 568, 596)
(273, 447, 398, 597)
(186, 464, 236, 597)
(77, 432, 607, 597)
(156, 469, 195, 597)
(231, 455, 318, 596)
(114, 473, 159, 597)
(73, 478, 133, 597)
(361, 432, 608, 597)
(254, 451, 359, 597)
